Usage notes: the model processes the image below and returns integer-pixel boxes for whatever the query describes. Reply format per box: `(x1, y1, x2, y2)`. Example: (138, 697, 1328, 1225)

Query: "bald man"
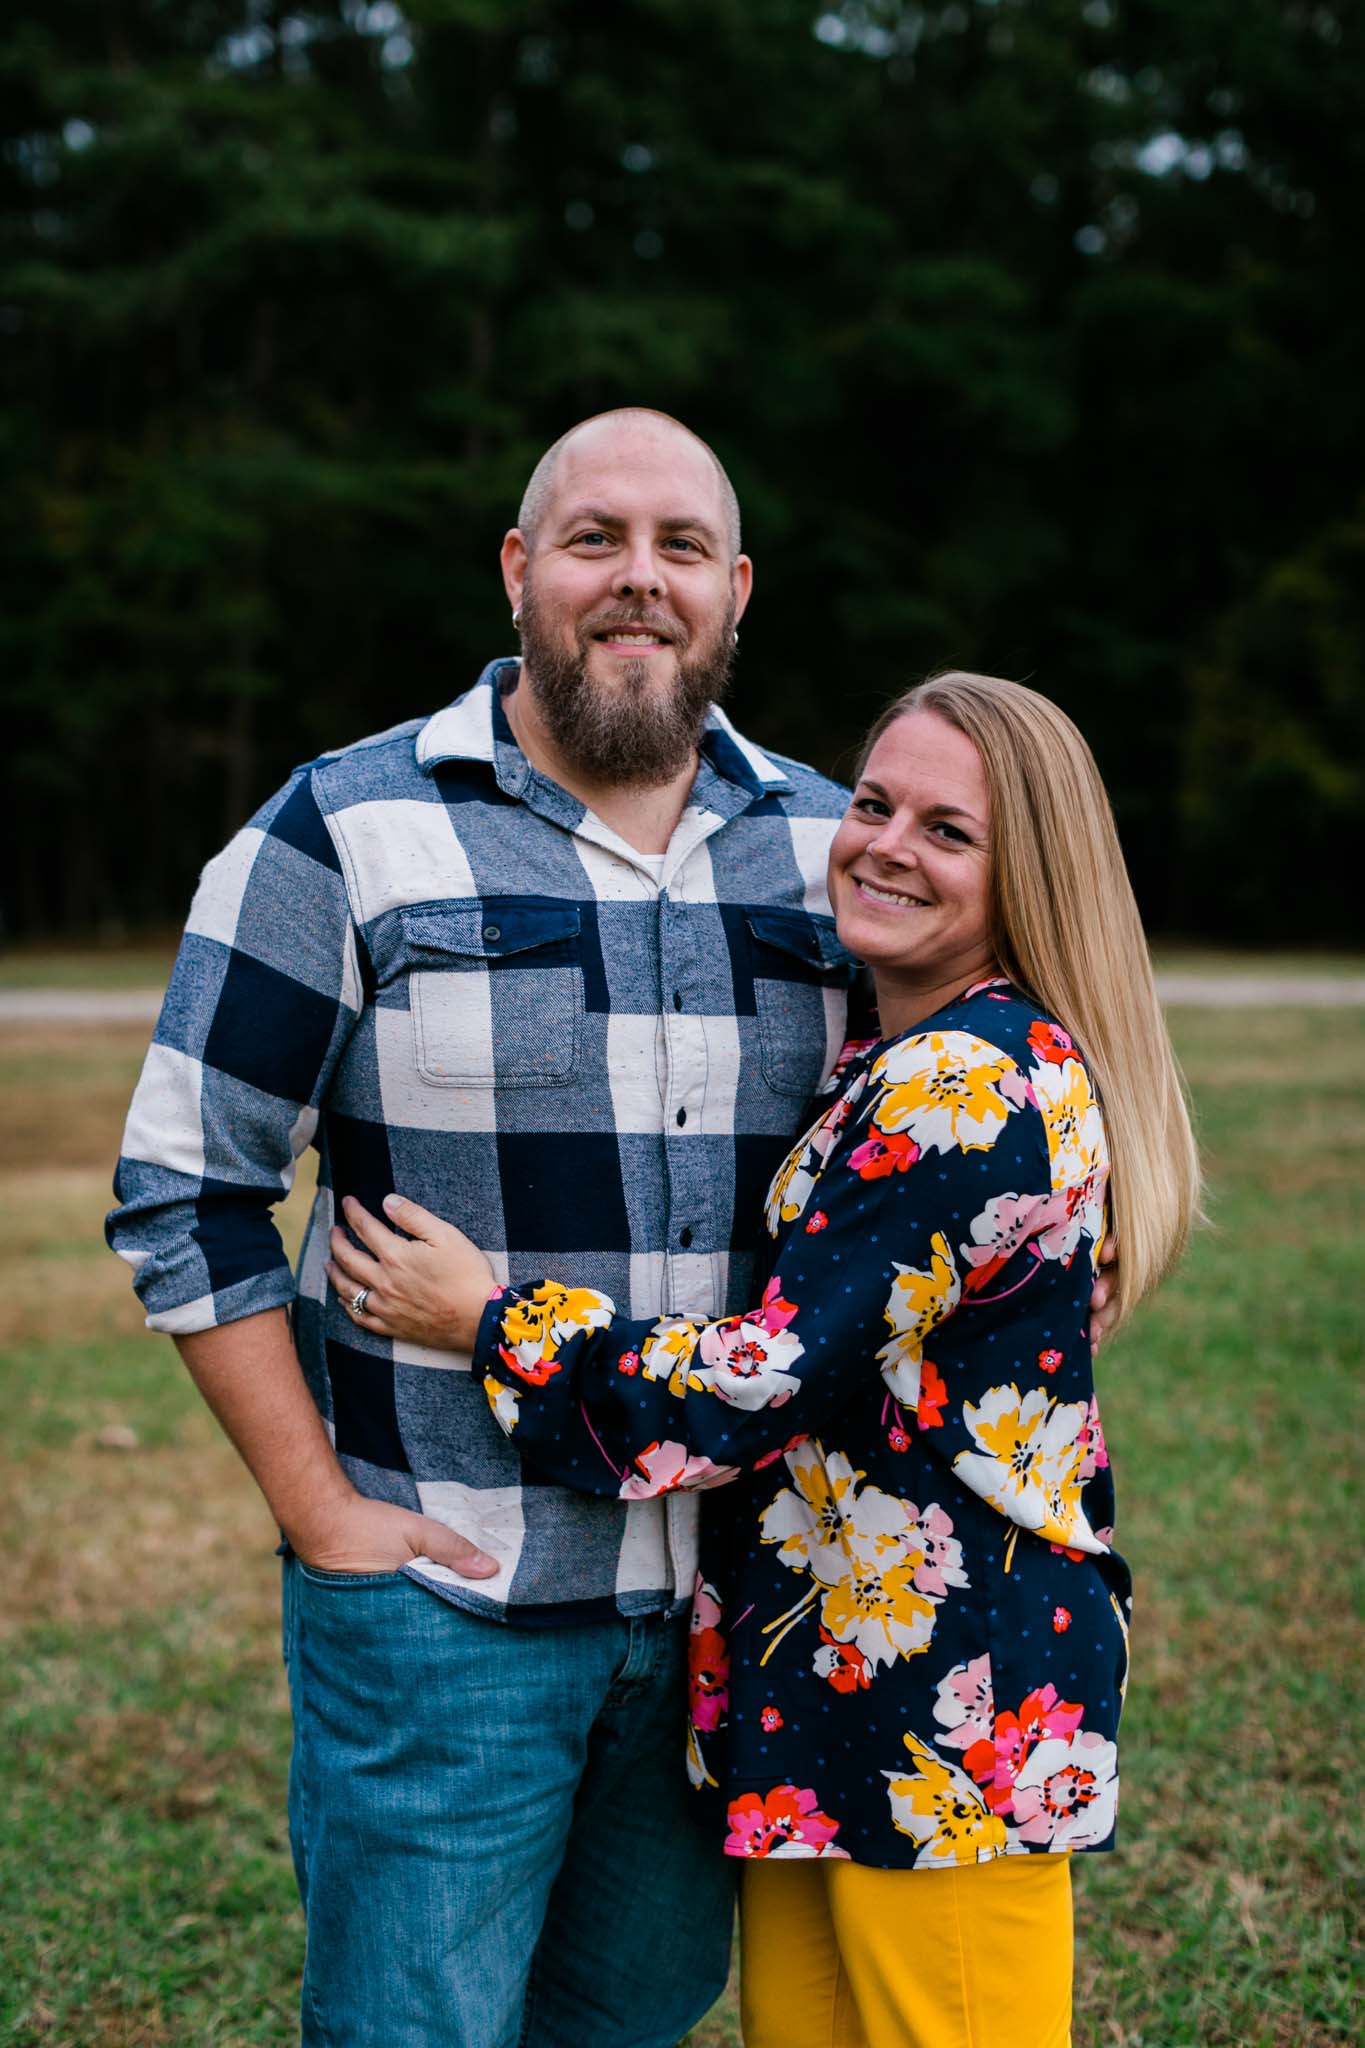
(109, 411, 863, 2048)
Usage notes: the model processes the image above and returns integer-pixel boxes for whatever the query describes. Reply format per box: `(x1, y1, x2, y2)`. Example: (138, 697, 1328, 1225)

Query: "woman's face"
(828, 710, 995, 1007)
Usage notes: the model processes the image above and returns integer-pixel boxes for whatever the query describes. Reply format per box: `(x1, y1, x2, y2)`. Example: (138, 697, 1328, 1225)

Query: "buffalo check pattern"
(108, 659, 860, 1624)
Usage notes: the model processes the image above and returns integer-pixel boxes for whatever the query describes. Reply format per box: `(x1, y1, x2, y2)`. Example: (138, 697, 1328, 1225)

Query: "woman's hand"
(327, 1194, 495, 1353)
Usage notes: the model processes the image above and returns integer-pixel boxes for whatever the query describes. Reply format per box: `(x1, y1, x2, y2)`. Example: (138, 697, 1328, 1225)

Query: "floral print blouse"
(475, 979, 1132, 1868)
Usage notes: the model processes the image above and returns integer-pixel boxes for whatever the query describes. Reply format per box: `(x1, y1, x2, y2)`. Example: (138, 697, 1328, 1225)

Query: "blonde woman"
(329, 673, 1199, 2048)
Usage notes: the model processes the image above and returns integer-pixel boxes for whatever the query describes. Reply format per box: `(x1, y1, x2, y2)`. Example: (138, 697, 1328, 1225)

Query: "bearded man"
(108, 410, 862, 2048)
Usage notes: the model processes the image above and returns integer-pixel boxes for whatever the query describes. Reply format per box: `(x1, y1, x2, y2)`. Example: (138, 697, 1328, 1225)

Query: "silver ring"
(350, 1286, 371, 1317)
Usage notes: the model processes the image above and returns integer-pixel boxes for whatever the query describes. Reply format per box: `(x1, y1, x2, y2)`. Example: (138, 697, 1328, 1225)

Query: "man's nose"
(613, 541, 664, 599)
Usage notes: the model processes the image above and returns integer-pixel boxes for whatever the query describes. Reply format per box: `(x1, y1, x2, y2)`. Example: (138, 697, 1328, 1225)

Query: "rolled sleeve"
(107, 769, 359, 1334)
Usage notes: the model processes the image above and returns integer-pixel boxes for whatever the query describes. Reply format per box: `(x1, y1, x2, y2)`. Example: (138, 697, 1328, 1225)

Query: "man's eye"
(664, 536, 701, 553)
(573, 532, 611, 547)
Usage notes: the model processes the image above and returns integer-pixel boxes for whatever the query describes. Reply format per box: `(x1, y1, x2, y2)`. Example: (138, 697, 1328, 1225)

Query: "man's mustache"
(579, 605, 691, 649)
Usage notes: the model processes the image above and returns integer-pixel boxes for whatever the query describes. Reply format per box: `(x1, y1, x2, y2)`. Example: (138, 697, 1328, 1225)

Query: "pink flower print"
(847, 1129, 920, 1180)
(1011, 1731, 1119, 1850)
(888, 1423, 910, 1452)
(1077, 1395, 1110, 1481)
(617, 1350, 641, 1375)
(617, 1440, 740, 1500)
(805, 1210, 829, 1234)
(966, 1684, 1085, 1816)
(1053, 1606, 1072, 1633)
(906, 1503, 968, 1599)
(932, 1654, 995, 1751)
(724, 1785, 847, 1859)
(757, 1275, 800, 1333)
(691, 1576, 724, 1635)
(696, 1316, 804, 1410)
(1028, 1020, 1076, 1067)
(753, 1432, 810, 1473)
(689, 1619, 729, 1733)
(760, 1706, 784, 1732)
(1038, 1348, 1064, 1375)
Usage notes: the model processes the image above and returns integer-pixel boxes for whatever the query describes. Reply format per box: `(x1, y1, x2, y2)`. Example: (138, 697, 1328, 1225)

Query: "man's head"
(501, 410, 753, 788)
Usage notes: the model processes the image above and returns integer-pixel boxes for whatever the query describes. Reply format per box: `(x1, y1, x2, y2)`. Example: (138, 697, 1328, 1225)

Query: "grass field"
(1, 999, 1361, 2045)
(3, 942, 1363, 993)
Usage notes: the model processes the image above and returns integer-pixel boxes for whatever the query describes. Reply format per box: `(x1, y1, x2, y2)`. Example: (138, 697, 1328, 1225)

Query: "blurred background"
(1, 6, 1361, 2047)
(3, 0, 1363, 946)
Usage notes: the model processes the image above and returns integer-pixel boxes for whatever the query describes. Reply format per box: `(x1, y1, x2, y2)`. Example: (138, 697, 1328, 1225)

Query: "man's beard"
(516, 584, 736, 788)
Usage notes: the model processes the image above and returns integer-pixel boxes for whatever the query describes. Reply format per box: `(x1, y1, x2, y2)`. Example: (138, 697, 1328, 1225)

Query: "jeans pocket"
(295, 1562, 410, 1587)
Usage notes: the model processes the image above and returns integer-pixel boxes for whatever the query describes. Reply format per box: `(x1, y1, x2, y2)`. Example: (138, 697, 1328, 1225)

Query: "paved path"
(2, 975, 1364, 1025)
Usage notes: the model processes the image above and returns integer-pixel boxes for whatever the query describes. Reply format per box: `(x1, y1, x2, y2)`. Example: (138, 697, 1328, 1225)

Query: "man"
(108, 409, 864, 2048)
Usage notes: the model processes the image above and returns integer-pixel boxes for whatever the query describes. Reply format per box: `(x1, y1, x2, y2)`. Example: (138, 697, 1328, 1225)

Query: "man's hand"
(288, 1489, 500, 1580)
(328, 1194, 496, 1353)
(175, 1309, 499, 1581)
(1088, 1236, 1119, 1355)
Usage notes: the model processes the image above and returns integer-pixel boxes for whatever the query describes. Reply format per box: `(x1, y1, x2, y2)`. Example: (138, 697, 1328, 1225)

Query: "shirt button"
(672, 991, 683, 1011)
(483, 924, 501, 943)
(676, 1107, 687, 1127)
(679, 1227, 694, 1248)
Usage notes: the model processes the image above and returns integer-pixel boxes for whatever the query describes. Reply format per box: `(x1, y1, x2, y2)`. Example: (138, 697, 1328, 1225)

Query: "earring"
(732, 628, 739, 647)
(512, 608, 522, 630)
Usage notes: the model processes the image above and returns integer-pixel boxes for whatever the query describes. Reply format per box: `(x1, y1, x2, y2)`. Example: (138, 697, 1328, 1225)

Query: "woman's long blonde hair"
(858, 670, 1200, 1323)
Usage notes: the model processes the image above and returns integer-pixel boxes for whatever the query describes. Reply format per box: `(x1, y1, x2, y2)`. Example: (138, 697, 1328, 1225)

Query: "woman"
(327, 672, 1199, 2047)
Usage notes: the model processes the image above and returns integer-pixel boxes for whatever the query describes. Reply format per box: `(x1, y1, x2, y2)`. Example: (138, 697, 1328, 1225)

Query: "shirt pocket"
(745, 909, 858, 1101)
(400, 900, 584, 1087)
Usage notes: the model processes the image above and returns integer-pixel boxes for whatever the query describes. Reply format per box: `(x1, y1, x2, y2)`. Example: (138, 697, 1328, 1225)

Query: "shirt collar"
(416, 658, 794, 799)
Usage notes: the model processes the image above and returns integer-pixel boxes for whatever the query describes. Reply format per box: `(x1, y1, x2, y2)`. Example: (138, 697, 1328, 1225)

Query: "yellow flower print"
(763, 1086, 860, 1235)
(885, 1731, 1010, 1866)
(871, 1031, 1025, 1156)
(760, 1443, 955, 1674)
(876, 1231, 962, 1406)
(1029, 1052, 1107, 1189)
(760, 1443, 870, 1582)
(484, 1379, 520, 1435)
(498, 1282, 615, 1382)
(640, 1316, 704, 1398)
(819, 1556, 938, 1671)
(953, 1385, 1104, 1552)
(766, 1142, 819, 1234)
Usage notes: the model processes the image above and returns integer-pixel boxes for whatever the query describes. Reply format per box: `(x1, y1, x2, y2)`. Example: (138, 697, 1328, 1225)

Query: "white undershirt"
(634, 853, 667, 887)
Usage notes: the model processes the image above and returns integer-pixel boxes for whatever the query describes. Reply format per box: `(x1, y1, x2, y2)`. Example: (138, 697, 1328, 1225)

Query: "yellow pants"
(739, 1854, 1073, 2048)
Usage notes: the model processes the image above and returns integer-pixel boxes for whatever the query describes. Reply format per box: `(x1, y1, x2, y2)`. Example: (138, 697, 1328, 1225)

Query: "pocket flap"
(745, 909, 855, 976)
(400, 900, 581, 963)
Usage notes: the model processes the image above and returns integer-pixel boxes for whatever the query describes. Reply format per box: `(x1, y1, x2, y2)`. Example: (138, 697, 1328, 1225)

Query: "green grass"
(3, 941, 1363, 993)
(1149, 947, 1365, 978)
(0, 945, 178, 991)
(1, 1008, 1360, 2045)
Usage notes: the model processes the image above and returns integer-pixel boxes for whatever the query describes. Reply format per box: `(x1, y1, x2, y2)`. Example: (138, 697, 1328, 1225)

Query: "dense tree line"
(2, 0, 1361, 942)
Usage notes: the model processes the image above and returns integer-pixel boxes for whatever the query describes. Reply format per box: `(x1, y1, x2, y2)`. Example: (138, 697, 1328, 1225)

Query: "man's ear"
(732, 553, 754, 628)
(501, 529, 529, 612)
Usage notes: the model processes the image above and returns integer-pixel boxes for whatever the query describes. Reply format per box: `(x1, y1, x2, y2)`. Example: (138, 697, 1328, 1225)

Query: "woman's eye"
(852, 795, 890, 819)
(931, 822, 970, 844)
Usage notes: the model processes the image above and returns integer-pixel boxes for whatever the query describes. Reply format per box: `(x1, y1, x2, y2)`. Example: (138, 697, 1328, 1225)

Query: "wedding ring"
(350, 1286, 371, 1317)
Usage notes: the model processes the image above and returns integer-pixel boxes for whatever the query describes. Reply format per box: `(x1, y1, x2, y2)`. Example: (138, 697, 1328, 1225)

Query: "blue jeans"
(282, 1557, 734, 2048)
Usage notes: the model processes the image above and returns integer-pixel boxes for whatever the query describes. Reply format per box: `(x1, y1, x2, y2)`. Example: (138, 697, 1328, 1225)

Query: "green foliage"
(1, 1, 1361, 939)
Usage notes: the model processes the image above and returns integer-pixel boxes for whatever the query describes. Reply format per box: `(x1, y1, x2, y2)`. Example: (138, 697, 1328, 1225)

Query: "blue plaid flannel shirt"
(108, 658, 859, 1624)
